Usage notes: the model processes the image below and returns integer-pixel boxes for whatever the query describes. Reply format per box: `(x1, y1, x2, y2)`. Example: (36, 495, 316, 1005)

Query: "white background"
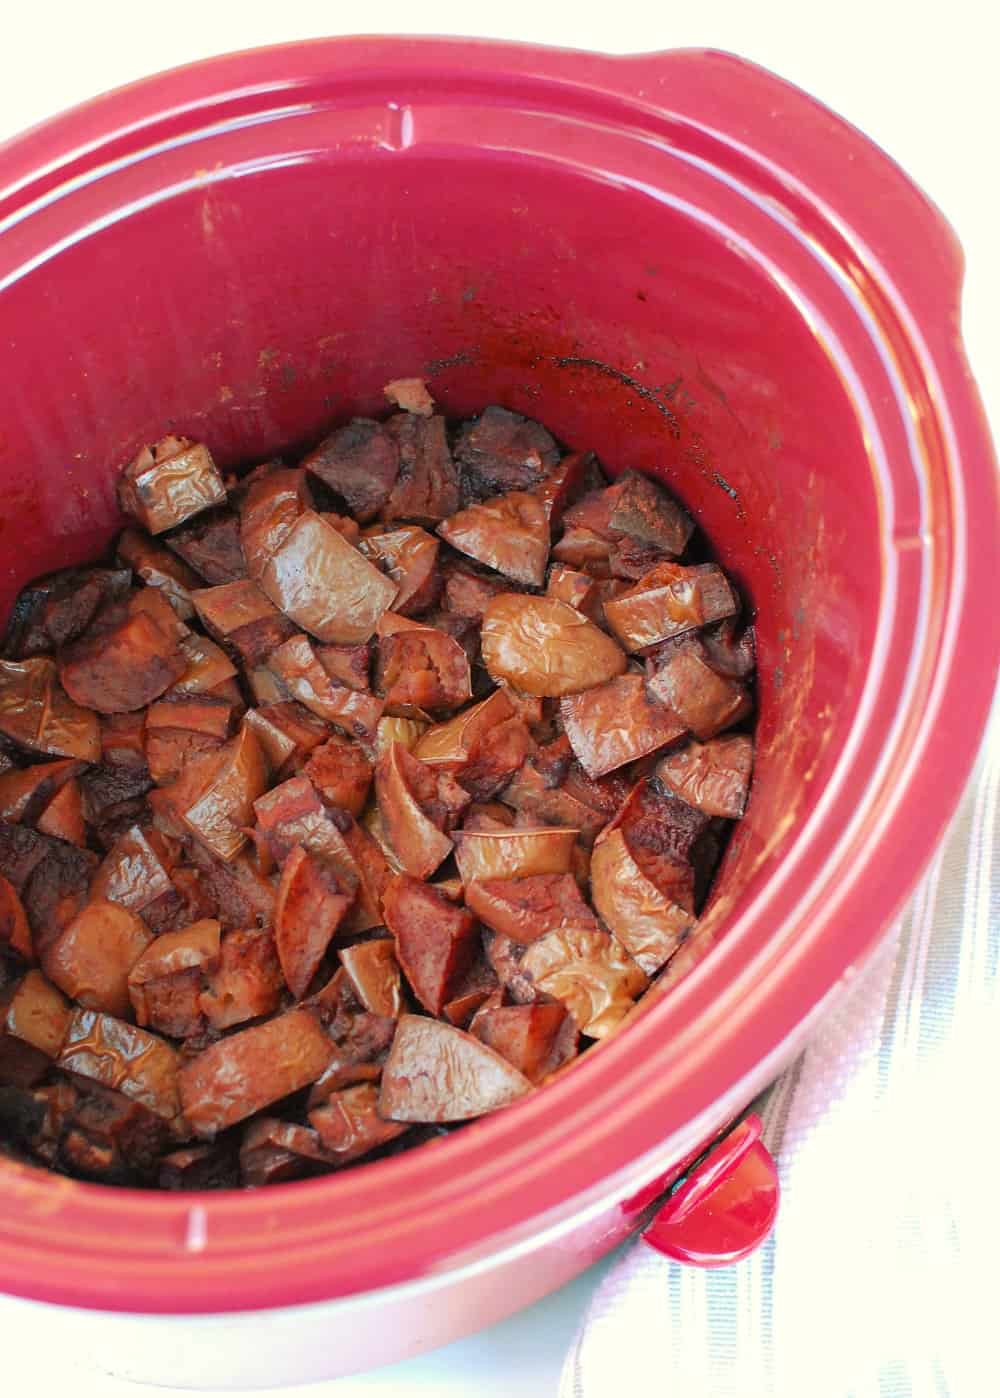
(1, 4, 996, 1395)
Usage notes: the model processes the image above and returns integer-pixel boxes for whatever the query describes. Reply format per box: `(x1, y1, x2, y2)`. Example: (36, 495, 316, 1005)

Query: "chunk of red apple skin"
(374, 743, 457, 880)
(464, 873, 597, 944)
(560, 672, 687, 779)
(117, 435, 227, 536)
(379, 1014, 533, 1123)
(275, 845, 355, 999)
(257, 509, 398, 645)
(481, 594, 627, 698)
(178, 1006, 334, 1138)
(339, 938, 404, 1018)
(655, 734, 754, 818)
(603, 562, 738, 652)
(470, 1002, 578, 1083)
(382, 874, 479, 1016)
(42, 898, 154, 1018)
(453, 826, 580, 884)
(437, 490, 550, 587)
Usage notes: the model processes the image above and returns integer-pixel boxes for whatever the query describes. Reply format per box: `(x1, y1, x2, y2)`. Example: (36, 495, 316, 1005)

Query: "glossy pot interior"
(0, 38, 996, 1320)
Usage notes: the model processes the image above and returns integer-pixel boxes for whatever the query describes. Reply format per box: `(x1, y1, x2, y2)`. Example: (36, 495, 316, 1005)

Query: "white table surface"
(1, 4, 995, 1394)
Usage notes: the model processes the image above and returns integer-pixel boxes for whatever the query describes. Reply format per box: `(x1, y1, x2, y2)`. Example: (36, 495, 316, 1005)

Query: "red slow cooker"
(0, 37, 997, 1388)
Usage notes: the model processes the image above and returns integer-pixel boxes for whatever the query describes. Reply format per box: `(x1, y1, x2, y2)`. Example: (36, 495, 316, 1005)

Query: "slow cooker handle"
(612, 48, 965, 325)
(641, 1112, 780, 1267)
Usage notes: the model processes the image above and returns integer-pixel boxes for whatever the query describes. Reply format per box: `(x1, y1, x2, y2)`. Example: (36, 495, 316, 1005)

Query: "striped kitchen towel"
(561, 694, 999, 1398)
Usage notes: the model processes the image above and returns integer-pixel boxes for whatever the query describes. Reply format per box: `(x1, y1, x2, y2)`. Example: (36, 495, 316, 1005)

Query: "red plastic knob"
(642, 1113, 779, 1267)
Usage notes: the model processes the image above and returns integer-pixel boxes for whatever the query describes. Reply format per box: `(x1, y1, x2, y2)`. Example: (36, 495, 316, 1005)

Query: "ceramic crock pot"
(0, 37, 996, 1388)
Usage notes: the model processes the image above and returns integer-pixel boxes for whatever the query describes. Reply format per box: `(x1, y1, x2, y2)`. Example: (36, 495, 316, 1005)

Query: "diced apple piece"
(546, 564, 601, 619)
(252, 775, 358, 882)
(453, 827, 578, 884)
(606, 471, 694, 555)
(128, 919, 221, 1036)
(339, 939, 403, 1018)
(471, 1003, 577, 1083)
(58, 602, 187, 714)
(603, 562, 738, 652)
(169, 633, 238, 696)
(379, 1014, 533, 1122)
(656, 734, 753, 818)
(239, 465, 313, 579)
(438, 491, 549, 587)
(258, 510, 397, 644)
(59, 1009, 183, 1124)
(383, 875, 478, 1015)
(167, 507, 246, 585)
(0, 757, 83, 825)
(441, 561, 510, 621)
(561, 673, 686, 778)
(268, 635, 383, 747)
(42, 898, 153, 1017)
(481, 595, 626, 697)
(360, 525, 441, 615)
(550, 526, 612, 574)
(198, 927, 283, 1031)
(3, 566, 131, 659)
(465, 873, 597, 944)
(193, 579, 295, 668)
(1, 969, 70, 1057)
(118, 529, 200, 619)
(383, 413, 459, 524)
(117, 435, 226, 535)
(301, 734, 373, 817)
(302, 417, 400, 523)
(441, 952, 499, 1027)
(375, 623, 472, 715)
(374, 743, 460, 879)
(454, 405, 559, 501)
(178, 1007, 334, 1137)
(383, 376, 435, 417)
(0, 658, 101, 761)
(647, 644, 752, 739)
(144, 696, 234, 786)
(162, 723, 268, 860)
(275, 845, 355, 998)
(519, 924, 648, 1037)
(375, 715, 429, 758)
(308, 1080, 410, 1163)
(36, 778, 87, 846)
(414, 689, 515, 768)
(0, 874, 33, 960)
(91, 825, 176, 919)
(590, 827, 694, 975)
